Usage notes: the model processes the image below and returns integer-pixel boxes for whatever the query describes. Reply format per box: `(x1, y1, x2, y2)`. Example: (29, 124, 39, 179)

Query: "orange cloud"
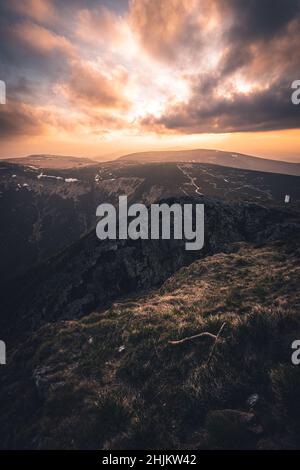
(12, 21, 75, 57)
(0, 100, 47, 139)
(8, 0, 56, 24)
(129, 0, 219, 66)
(76, 5, 127, 45)
(0, 0, 299, 160)
(58, 60, 130, 110)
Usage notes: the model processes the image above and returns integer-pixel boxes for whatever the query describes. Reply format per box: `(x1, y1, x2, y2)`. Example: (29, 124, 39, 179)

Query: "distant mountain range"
(2, 149, 300, 176)
(5, 154, 99, 169)
(118, 149, 300, 176)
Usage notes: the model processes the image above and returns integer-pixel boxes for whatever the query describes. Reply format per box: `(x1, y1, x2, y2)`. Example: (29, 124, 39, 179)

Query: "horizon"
(2, 146, 300, 165)
(0, 1, 300, 161)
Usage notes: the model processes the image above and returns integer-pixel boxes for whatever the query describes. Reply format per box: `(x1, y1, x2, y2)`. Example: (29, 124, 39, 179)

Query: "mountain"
(0, 149, 300, 450)
(0, 159, 142, 283)
(0, 196, 299, 449)
(118, 149, 300, 176)
(1, 158, 299, 284)
(2, 196, 298, 337)
(5, 155, 99, 170)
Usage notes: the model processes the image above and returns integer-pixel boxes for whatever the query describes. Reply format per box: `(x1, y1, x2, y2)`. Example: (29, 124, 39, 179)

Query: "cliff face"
(1, 197, 298, 337)
(0, 161, 143, 284)
(1, 159, 299, 286)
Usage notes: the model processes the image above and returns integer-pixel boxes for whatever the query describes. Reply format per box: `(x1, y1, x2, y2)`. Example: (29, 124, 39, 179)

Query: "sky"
(0, 0, 299, 161)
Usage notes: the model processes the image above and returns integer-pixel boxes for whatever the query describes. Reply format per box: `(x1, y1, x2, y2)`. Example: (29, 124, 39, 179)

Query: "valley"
(0, 152, 299, 450)
(1, 156, 299, 284)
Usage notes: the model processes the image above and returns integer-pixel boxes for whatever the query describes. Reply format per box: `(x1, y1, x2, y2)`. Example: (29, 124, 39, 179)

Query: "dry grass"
(1, 240, 300, 449)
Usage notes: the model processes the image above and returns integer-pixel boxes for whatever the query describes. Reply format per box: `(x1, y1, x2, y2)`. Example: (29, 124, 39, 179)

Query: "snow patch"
(65, 178, 79, 183)
(37, 172, 63, 181)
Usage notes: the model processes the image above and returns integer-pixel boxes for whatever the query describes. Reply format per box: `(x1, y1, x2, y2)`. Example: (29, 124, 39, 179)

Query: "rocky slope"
(0, 236, 300, 449)
(1, 197, 298, 337)
(0, 193, 299, 450)
(1, 158, 298, 285)
(0, 160, 142, 283)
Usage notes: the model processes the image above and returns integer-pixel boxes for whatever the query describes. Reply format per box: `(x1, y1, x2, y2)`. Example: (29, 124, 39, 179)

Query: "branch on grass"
(169, 322, 226, 345)
(169, 322, 227, 364)
(169, 331, 217, 345)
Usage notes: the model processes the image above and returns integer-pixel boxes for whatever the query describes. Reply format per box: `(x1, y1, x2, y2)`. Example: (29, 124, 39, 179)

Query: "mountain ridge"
(117, 149, 300, 176)
(1, 196, 299, 339)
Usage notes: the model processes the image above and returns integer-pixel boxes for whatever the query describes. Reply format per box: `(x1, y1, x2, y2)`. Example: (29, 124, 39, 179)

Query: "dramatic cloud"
(12, 22, 75, 57)
(58, 60, 129, 109)
(222, 0, 300, 42)
(76, 5, 127, 45)
(0, 0, 299, 157)
(4, 0, 57, 24)
(0, 100, 46, 138)
(142, 80, 300, 134)
(132, 0, 300, 134)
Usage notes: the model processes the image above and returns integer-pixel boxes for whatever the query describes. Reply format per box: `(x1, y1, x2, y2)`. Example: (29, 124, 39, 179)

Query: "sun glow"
(0, 0, 299, 161)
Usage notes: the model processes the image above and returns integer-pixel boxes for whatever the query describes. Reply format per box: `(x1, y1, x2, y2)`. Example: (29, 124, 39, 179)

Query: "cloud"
(0, 0, 300, 145)
(76, 5, 126, 45)
(134, 0, 300, 134)
(58, 60, 129, 110)
(222, 0, 300, 42)
(142, 80, 300, 134)
(129, 0, 219, 66)
(6, 0, 57, 24)
(0, 101, 46, 138)
(0, 17, 77, 89)
(11, 21, 75, 57)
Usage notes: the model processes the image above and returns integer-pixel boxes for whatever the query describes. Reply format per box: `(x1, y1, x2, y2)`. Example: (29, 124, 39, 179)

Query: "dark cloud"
(142, 80, 300, 134)
(0, 0, 299, 139)
(0, 101, 44, 138)
(223, 0, 300, 42)
(135, 0, 300, 134)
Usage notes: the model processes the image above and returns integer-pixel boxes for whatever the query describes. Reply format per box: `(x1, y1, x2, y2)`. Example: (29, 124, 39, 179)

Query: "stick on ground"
(169, 322, 227, 364)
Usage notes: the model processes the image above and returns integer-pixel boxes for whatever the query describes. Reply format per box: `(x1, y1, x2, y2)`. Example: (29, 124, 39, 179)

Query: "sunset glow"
(0, 0, 299, 161)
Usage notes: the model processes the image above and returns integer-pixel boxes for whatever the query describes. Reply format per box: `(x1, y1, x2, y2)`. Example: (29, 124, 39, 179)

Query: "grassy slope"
(1, 239, 300, 450)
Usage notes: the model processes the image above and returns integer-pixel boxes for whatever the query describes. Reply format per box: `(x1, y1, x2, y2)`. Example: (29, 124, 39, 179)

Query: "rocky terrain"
(1, 157, 299, 284)
(1, 196, 298, 335)
(0, 154, 299, 450)
(0, 159, 143, 283)
(0, 233, 299, 449)
(0, 191, 299, 449)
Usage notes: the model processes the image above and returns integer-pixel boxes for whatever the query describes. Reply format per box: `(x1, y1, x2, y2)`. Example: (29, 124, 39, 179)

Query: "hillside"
(1, 236, 300, 449)
(0, 160, 142, 283)
(4, 155, 99, 170)
(0, 157, 299, 451)
(118, 149, 300, 176)
(2, 158, 299, 284)
(1, 197, 298, 337)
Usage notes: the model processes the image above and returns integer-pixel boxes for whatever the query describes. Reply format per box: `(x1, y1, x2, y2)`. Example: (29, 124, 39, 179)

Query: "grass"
(1, 240, 300, 449)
